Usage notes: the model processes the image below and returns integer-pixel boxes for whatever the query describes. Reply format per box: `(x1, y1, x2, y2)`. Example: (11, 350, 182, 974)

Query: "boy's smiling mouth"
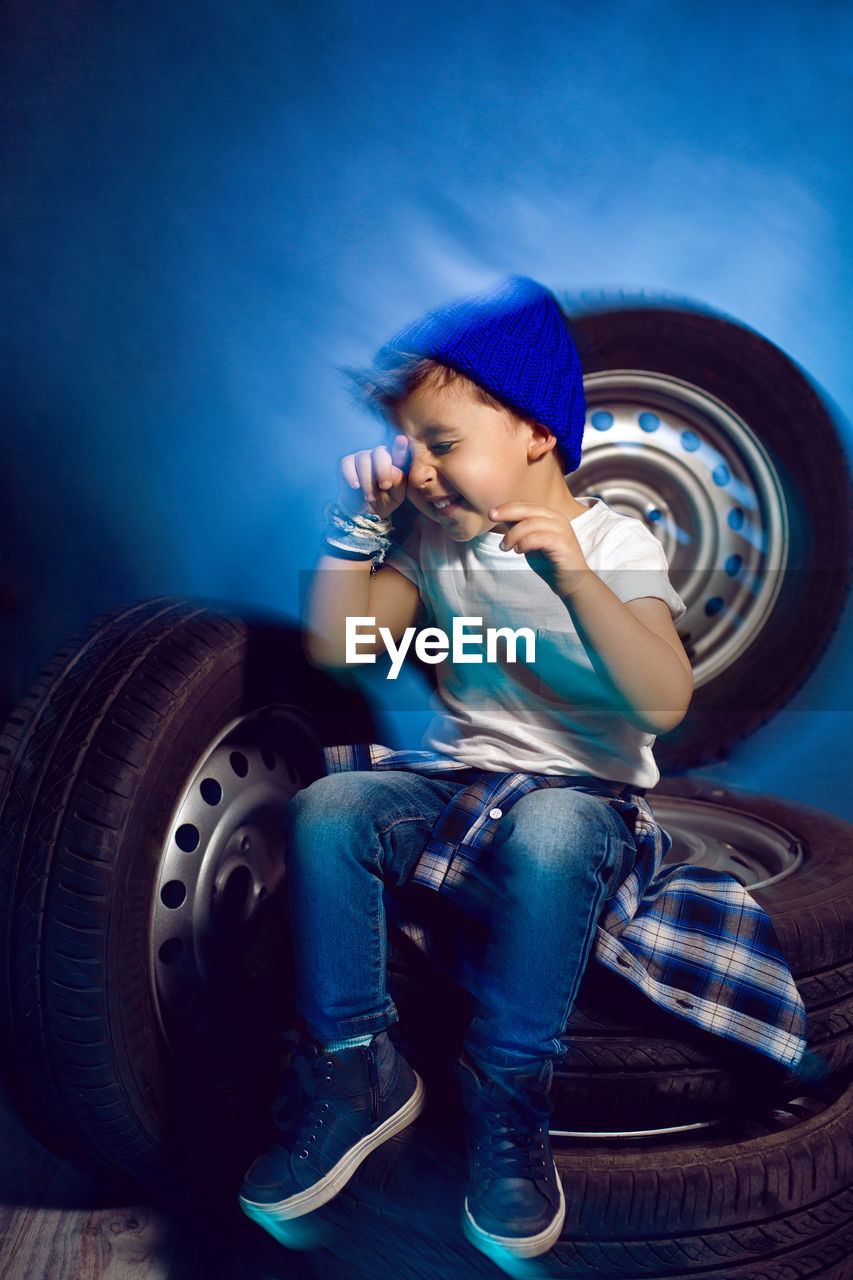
(427, 493, 463, 514)
(423, 492, 502, 532)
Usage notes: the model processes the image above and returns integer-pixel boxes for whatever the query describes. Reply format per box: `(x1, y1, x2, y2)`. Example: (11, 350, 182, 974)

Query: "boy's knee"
(285, 771, 368, 834)
(505, 786, 606, 833)
(285, 770, 419, 843)
(498, 787, 625, 868)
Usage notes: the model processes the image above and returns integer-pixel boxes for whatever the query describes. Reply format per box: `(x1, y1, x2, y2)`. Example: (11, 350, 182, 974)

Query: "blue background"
(2, 0, 852, 813)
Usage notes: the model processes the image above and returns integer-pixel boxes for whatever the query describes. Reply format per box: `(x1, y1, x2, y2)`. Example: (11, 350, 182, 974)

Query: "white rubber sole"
(463, 1166, 566, 1260)
(239, 1071, 425, 1225)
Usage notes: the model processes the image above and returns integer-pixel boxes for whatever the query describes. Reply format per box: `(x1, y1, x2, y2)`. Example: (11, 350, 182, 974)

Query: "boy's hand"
(339, 435, 410, 520)
(489, 503, 589, 597)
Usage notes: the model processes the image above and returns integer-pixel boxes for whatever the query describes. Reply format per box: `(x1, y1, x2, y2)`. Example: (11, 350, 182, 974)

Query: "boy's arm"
(304, 556, 422, 667)
(490, 501, 693, 736)
(565, 579, 693, 735)
(305, 434, 422, 667)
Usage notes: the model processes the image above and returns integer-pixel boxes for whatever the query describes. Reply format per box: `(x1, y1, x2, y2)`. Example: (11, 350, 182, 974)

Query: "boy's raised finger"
(354, 450, 381, 502)
(372, 444, 401, 491)
(371, 448, 394, 491)
(340, 453, 363, 491)
(489, 502, 549, 522)
(391, 434, 410, 471)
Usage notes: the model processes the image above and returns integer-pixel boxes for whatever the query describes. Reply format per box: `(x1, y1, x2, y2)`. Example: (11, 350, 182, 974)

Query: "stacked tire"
(0, 598, 375, 1191)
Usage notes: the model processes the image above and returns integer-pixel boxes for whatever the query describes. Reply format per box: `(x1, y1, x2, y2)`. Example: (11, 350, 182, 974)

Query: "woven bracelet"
(321, 500, 394, 570)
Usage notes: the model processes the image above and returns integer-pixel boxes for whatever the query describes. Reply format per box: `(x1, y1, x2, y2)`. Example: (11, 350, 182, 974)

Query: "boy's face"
(394, 377, 548, 541)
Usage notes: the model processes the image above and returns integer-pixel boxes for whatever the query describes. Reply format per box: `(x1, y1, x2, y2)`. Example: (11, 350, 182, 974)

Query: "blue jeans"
(284, 770, 637, 1074)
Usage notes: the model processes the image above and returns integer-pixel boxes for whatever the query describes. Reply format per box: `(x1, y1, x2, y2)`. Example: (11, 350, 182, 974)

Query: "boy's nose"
(407, 453, 436, 489)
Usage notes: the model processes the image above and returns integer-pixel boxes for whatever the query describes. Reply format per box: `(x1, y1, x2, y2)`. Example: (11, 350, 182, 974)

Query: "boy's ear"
(527, 421, 558, 459)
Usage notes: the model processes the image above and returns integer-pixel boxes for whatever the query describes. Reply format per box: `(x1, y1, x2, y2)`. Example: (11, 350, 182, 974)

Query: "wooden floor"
(0, 1087, 319, 1280)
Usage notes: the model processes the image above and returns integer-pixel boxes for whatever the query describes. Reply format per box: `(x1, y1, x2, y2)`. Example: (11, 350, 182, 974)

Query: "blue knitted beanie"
(376, 276, 586, 473)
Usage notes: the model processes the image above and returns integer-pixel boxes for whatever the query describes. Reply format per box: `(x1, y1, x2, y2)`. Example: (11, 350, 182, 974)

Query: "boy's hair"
(349, 353, 533, 429)
(346, 276, 586, 473)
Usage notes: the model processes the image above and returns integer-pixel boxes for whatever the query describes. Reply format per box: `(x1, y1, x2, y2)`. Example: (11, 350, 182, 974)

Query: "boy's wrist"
(322, 500, 395, 569)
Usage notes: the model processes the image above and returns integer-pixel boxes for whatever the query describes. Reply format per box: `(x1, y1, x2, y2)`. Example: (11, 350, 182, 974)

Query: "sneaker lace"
(269, 1034, 325, 1143)
(469, 1091, 550, 1180)
(274, 1043, 341, 1158)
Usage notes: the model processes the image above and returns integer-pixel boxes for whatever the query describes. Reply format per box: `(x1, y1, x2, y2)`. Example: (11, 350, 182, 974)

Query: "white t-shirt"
(387, 496, 686, 789)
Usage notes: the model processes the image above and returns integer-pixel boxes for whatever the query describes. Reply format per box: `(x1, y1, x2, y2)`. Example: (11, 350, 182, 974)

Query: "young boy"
(238, 277, 806, 1264)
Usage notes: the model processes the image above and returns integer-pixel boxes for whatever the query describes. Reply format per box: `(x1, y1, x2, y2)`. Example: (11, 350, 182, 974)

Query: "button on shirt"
(323, 743, 808, 1072)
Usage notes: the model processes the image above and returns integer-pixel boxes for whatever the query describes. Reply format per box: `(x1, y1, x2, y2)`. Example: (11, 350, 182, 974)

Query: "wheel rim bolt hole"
(230, 751, 249, 778)
(160, 879, 187, 909)
(175, 823, 200, 852)
(158, 937, 183, 965)
(218, 865, 254, 921)
(260, 745, 276, 770)
(200, 777, 222, 805)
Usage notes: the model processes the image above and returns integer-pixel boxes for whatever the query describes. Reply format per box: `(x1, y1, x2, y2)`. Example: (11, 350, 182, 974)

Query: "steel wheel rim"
(551, 1117, 719, 1139)
(550, 1090, 827, 1142)
(150, 707, 314, 1047)
(554, 796, 802, 1137)
(575, 370, 789, 687)
(648, 794, 803, 890)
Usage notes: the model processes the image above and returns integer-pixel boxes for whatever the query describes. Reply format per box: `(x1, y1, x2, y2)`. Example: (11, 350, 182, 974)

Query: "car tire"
(562, 301, 853, 772)
(0, 597, 375, 1188)
(311, 1074, 853, 1279)
(387, 778, 853, 1133)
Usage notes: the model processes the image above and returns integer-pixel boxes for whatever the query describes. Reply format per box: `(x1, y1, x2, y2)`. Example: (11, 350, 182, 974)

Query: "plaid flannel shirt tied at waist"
(322, 744, 808, 1073)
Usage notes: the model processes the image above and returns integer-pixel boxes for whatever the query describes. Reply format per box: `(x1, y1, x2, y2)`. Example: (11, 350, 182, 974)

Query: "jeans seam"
(464, 798, 635, 1067)
(377, 815, 433, 884)
(290, 773, 464, 1045)
(552, 833, 615, 1036)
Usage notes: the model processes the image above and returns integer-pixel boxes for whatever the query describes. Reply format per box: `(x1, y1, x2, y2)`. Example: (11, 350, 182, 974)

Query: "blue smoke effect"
(2, 0, 852, 811)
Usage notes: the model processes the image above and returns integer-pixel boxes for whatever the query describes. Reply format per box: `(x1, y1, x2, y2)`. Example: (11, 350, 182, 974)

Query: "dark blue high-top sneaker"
(239, 1031, 424, 1236)
(457, 1055, 565, 1261)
